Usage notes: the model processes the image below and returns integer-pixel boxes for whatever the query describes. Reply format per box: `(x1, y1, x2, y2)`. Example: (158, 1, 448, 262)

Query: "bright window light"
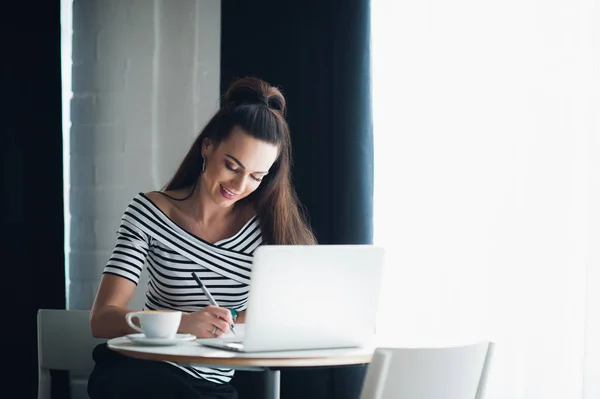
(371, 0, 600, 397)
(61, 0, 73, 308)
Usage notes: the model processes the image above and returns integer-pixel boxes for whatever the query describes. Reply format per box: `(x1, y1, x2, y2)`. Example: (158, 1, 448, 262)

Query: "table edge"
(109, 346, 373, 368)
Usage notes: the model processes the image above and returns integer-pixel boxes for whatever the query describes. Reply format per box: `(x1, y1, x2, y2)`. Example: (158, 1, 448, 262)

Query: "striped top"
(102, 193, 263, 383)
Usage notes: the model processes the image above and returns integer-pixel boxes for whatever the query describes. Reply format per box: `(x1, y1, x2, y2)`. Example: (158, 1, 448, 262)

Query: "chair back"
(360, 340, 494, 399)
(37, 309, 106, 399)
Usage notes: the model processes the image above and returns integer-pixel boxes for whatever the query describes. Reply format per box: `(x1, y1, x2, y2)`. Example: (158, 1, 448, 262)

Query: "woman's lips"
(220, 184, 238, 200)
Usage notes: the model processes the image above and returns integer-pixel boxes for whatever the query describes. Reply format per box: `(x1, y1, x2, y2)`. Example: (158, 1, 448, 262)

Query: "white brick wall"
(69, 0, 220, 310)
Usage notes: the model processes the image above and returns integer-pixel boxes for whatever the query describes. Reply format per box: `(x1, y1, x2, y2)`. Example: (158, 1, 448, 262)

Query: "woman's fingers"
(205, 305, 234, 325)
(212, 318, 230, 334)
(186, 307, 233, 337)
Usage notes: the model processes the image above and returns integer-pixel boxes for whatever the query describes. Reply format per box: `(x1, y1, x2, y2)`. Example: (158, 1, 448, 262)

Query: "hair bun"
(222, 77, 286, 115)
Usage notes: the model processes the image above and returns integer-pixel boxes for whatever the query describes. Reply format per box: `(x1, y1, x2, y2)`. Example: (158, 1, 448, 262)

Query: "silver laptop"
(199, 244, 385, 353)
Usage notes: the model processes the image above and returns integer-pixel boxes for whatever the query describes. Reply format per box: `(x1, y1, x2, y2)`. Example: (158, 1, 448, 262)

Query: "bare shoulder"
(144, 190, 189, 216)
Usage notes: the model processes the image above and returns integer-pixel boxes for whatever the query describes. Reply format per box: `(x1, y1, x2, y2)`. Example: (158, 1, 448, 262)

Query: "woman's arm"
(90, 274, 141, 339)
(91, 196, 154, 339)
(90, 274, 235, 339)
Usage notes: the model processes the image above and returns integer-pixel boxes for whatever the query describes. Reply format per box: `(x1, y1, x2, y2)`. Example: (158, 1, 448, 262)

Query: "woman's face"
(201, 127, 279, 208)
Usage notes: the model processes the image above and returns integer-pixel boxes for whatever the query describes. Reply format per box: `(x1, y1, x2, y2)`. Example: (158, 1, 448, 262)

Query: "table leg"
(264, 369, 281, 399)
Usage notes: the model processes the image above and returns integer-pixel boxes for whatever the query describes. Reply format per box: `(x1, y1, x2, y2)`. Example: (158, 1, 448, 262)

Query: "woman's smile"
(219, 184, 239, 200)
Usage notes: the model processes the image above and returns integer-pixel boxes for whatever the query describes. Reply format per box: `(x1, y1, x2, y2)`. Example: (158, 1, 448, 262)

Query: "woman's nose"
(231, 174, 247, 192)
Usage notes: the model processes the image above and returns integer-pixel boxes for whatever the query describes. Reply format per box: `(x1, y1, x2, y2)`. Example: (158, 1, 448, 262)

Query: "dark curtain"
(1, 1, 67, 398)
(221, 1, 373, 398)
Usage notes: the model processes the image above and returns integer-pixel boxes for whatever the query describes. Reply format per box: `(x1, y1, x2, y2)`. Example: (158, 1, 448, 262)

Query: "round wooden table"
(108, 336, 374, 399)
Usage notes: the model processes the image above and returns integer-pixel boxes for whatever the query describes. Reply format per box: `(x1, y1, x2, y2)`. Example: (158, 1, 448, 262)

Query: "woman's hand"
(180, 306, 233, 338)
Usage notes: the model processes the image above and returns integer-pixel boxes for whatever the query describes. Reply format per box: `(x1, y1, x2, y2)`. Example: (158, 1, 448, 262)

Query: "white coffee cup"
(125, 310, 182, 339)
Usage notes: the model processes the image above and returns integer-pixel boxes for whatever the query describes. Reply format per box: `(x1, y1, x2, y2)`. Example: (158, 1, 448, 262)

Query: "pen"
(191, 272, 236, 335)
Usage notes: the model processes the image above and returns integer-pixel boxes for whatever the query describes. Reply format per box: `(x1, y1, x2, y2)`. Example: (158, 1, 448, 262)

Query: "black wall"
(221, 1, 373, 398)
(2, 1, 67, 398)
(221, 0, 373, 246)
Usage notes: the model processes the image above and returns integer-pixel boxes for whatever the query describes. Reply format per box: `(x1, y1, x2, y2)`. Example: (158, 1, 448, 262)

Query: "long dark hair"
(164, 77, 317, 245)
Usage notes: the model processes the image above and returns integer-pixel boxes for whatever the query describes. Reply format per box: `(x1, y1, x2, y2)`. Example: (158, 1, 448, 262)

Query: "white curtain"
(371, 1, 600, 398)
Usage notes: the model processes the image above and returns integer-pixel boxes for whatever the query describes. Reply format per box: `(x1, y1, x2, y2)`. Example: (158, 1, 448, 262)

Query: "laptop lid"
(237, 244, 385, 352)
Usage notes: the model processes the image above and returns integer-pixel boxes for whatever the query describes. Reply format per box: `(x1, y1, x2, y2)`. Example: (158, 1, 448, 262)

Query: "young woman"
(87, 76, 316, 399)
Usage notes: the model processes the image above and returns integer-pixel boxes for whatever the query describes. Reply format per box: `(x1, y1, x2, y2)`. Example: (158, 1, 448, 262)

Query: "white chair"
(360, 341, 494, 399)
(37, 309, 107, 399)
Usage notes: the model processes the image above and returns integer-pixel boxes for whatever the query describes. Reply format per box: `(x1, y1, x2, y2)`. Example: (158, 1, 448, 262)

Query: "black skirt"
(87, 343, 238, 399)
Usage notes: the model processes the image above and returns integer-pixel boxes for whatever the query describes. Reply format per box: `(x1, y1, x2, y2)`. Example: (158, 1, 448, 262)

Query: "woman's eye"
(225, 163, 239, 172)
(226, 162, 262, 182)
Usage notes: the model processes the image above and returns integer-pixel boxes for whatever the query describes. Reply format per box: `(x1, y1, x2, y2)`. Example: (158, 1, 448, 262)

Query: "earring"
(202, 156, 206, 173)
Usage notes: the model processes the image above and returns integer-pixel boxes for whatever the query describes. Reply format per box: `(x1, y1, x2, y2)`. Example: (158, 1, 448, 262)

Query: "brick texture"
(68, 0, 220, 310)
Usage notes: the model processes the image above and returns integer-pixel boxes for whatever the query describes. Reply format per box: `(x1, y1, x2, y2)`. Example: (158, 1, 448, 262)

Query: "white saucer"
(125, 333, 197, 346)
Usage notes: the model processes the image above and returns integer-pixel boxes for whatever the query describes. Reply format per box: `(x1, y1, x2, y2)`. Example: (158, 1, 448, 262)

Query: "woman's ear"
(202, 138, 213, 157)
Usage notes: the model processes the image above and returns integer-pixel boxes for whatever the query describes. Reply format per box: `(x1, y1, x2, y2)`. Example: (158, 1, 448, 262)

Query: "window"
(371, 0, 600, 397)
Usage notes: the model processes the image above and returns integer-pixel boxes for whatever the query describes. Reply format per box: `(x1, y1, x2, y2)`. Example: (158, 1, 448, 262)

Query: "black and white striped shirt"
(103, 193, 262, 383)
